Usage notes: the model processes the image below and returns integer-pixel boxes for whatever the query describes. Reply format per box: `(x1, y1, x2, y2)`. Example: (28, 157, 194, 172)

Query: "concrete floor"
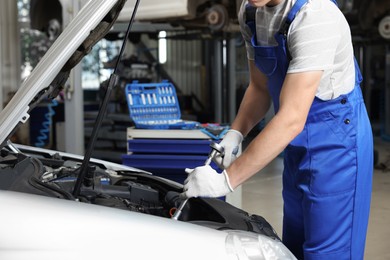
(240, 138, 390, 260)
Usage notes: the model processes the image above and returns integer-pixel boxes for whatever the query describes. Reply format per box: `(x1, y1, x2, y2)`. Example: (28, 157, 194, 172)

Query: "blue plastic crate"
(125, 80, 198, 129)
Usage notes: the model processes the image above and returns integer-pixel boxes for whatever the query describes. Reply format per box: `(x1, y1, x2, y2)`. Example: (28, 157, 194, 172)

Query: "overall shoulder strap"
(280, 0, 339, 35)
(245, 4, 257, 35)
(279, 0, 308, 35)
(245, 0, 338, 36)
(245, 4, 256, 23)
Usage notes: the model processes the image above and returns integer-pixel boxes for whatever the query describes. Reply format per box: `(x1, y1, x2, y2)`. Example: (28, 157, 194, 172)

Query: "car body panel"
(117, 0, 209, 22)
(32, 0, 211, 26)
(30, 0, 238, 36)
(0, 190, 232, 260)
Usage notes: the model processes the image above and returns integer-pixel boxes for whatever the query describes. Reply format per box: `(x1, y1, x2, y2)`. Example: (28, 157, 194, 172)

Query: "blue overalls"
(245, 0, 373, 259)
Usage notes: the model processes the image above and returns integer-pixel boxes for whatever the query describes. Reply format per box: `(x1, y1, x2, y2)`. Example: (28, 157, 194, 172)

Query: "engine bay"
(0, 145, 280, 240)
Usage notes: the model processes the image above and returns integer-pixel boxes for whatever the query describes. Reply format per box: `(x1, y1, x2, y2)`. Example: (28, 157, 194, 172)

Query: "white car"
(30, 0, 241, 39)
(0, 1, 296, 259)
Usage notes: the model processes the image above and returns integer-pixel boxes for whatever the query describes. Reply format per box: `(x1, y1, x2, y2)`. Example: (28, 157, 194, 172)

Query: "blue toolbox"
(125, 80, 198, 129)
(122, 128, 222, 185)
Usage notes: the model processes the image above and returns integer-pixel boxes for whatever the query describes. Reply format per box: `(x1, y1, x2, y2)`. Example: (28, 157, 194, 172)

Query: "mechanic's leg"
(282, 132, 309, 259)
(303, 128, 356, 259)
(350, 102, 373, 259)
(303, 189, 355, 260)
(302, 96, 372, 260)
(282, 172, 305, 259)
(303, 160, 372, 260)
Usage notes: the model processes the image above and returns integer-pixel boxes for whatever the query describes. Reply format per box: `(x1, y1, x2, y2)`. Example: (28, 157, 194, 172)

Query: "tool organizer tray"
(125, 80, 198, 129)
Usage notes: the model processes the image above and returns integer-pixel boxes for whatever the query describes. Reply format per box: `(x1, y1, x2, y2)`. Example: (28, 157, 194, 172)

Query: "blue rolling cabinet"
(122, 128, 219, 184)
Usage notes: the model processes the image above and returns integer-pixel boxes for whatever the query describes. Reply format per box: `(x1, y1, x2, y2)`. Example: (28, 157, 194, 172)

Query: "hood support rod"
(73, 0, 141, 197)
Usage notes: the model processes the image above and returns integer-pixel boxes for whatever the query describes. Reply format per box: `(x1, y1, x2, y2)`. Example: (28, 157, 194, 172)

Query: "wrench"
(171, 142, 224, 220)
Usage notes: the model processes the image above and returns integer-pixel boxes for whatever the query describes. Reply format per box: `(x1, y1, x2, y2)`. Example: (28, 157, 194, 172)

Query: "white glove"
(180, 165, 234, 199)
(213, 129, 243, 169)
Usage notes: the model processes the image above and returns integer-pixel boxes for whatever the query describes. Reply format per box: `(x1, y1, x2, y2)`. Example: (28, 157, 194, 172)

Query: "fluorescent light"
(158, 31, 167, 64)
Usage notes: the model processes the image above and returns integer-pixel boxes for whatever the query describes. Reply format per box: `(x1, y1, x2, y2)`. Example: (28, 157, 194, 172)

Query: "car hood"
(0, 190, 232, 260)
(0, 0, 126, 147)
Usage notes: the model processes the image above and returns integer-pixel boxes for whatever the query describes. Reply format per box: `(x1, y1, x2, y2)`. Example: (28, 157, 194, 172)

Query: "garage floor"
(241, 138, 390, 260)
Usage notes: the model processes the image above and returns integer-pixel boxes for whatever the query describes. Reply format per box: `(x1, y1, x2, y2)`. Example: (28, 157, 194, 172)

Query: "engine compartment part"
(0, 147, 280, 240)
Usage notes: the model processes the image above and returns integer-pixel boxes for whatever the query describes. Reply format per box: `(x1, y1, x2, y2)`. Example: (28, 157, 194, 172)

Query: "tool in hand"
(171, 142, 224, 220)
(204, 142, 224, 165)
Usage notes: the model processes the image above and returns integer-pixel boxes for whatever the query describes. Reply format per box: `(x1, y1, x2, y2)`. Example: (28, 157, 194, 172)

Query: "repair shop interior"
(0, 0, 388, 259)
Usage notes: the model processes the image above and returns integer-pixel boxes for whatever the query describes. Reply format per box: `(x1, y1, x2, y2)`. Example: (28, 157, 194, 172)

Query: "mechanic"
(181, 0, 373, 259)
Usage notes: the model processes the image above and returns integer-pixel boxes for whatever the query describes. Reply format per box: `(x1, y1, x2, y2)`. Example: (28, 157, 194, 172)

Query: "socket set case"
(125, 80, 198, 129)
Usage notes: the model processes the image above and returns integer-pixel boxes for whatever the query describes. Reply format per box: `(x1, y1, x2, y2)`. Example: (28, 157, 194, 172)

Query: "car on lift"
(29, 0, 390, 40)
(30, 0, 241, 41)
(0, 0, 296, 259)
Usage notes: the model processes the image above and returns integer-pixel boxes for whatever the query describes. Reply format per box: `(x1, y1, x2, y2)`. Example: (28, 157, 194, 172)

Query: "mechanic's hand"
(213, 129, 243, 169)
(180, 165, 234, 199)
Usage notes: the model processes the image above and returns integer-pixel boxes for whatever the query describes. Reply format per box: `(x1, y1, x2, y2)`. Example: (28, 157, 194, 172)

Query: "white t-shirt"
(238, 0, 356, 100)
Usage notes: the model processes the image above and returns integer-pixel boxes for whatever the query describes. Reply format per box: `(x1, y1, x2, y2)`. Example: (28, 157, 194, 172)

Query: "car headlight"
(225, 230, 297, 260)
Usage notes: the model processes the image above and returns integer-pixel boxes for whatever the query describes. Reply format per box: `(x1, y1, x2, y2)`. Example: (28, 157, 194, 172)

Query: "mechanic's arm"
(227, 69, 323, 188)
(232, 60, 272, 136)
(211, 60, 271, 170)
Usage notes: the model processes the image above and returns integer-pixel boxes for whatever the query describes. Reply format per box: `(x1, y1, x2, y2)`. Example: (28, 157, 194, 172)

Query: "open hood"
(0, 0, 127, 147)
